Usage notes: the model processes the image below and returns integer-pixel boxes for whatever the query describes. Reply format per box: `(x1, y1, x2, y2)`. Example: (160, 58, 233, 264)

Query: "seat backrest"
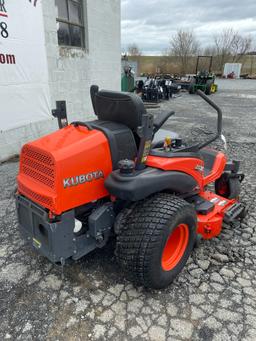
(92, 89, 147, 132)
(90, 86, 154, 170)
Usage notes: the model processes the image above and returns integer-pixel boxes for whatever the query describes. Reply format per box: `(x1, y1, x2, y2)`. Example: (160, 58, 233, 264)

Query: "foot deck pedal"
(188, 195, 214, 215)
(224, 203, 246, 223)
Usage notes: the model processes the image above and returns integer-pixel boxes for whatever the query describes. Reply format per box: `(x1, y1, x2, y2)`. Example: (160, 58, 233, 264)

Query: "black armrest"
(153, 111, 175, 134)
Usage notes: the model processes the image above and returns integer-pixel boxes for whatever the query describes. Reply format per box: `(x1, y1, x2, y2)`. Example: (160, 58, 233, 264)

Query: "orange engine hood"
(17, 125, 113, 215)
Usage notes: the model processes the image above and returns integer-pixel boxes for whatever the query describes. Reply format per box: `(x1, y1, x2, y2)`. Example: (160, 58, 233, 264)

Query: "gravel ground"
(0, 79, 256, 341)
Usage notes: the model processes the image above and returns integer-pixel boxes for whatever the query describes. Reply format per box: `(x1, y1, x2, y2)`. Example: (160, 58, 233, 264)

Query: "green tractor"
(189, 56, 218, 95)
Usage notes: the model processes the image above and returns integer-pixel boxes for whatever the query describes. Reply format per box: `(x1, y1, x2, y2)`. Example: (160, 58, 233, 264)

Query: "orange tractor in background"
(16, 86, 245, 289)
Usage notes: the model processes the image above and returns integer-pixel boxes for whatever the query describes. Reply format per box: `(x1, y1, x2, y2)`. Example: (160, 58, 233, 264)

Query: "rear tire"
(115, 193, 197, 289)
(189, 83, 195, 94)
(189, 85, 195, 94)
(189, 78, 196, 94)
(205, 80, 213, 95)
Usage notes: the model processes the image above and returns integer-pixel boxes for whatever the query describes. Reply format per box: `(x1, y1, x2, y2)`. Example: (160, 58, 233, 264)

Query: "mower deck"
(194, 191, 236, 239)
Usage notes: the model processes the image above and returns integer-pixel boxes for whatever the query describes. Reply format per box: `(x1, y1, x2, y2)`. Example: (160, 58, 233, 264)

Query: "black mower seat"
(89, 89, 150, 168)
(91, 87, 168, 140)
(89, 86, 176, 168)
(92, 89, 147, 133)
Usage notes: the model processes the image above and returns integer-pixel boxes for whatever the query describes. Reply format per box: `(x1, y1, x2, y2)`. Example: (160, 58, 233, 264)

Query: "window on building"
(55, 0, 85, 48)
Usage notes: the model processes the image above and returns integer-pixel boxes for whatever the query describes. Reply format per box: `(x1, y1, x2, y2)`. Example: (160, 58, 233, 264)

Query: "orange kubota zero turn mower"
(16, 86, 246, 289)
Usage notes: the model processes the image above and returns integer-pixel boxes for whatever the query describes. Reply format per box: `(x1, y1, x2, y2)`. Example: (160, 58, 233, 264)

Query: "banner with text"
(0, 0, 51, 131)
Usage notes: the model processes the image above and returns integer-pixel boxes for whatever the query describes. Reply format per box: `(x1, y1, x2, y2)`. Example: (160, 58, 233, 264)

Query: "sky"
(121, 0, 256, 55)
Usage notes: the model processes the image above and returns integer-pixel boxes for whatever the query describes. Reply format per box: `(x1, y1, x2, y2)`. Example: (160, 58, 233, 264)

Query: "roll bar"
(196, 90, 223, 149)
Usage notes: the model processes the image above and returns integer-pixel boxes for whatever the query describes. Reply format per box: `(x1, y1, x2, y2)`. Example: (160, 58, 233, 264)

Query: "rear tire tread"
(115, 193, 196, 288)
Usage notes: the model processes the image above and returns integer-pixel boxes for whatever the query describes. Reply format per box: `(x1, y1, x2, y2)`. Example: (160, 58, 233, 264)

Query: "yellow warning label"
(142, 140, 152, 163)
(33, 238, 41, 249)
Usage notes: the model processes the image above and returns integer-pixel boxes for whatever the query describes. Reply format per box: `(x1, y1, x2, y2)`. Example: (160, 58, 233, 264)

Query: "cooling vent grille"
(18, 181, 54, 210)
(21, 145, 55, 189)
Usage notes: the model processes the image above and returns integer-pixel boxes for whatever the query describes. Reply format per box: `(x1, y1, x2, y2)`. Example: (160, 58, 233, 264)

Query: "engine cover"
(17, 125, 112, 214)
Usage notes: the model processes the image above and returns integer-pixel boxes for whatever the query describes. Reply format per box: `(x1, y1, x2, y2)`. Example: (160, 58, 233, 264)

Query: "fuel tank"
(17, 125, 113, 215)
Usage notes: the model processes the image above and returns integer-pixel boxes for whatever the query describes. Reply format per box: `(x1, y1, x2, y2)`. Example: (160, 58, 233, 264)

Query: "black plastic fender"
(104, 167, 198, 201)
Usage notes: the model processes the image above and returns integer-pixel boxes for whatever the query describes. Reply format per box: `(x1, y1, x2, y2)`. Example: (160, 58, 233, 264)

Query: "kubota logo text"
(63, 170, 104, 188)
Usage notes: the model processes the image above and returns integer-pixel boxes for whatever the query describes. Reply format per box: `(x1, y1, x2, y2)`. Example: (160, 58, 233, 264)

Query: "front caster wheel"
(115, 193, 197, 289)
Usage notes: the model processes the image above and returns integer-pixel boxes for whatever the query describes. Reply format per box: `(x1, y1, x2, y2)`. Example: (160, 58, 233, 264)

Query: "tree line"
(126, 28, 254, 75)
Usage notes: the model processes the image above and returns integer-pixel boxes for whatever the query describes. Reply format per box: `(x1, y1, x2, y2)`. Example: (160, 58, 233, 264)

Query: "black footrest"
(224, 203, 246, 223)
(187, 195, 214, 215)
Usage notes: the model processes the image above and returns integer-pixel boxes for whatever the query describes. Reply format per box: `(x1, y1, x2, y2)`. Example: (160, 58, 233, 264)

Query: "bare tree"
(214, 28, 252, 70)
(127, 43, 142, 56)
(214, 28, 234, 70)
(231, 34, 252, 62)
(170, 29, 200, 74)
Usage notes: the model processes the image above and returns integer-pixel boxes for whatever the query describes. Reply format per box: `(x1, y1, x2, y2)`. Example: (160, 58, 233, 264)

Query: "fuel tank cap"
(118, 159, 135, 175)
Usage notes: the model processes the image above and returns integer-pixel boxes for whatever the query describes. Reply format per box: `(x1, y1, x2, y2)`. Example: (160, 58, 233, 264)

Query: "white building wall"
(43, 0, 121, 121)
(0, 0, 121, 162)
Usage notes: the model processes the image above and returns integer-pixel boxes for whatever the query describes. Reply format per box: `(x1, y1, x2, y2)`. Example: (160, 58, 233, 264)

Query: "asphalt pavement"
(0, 79, 256, 341)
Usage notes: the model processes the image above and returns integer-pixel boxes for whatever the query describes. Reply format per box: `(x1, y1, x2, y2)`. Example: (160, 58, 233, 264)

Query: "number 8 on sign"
(0, 21, 8, 38)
